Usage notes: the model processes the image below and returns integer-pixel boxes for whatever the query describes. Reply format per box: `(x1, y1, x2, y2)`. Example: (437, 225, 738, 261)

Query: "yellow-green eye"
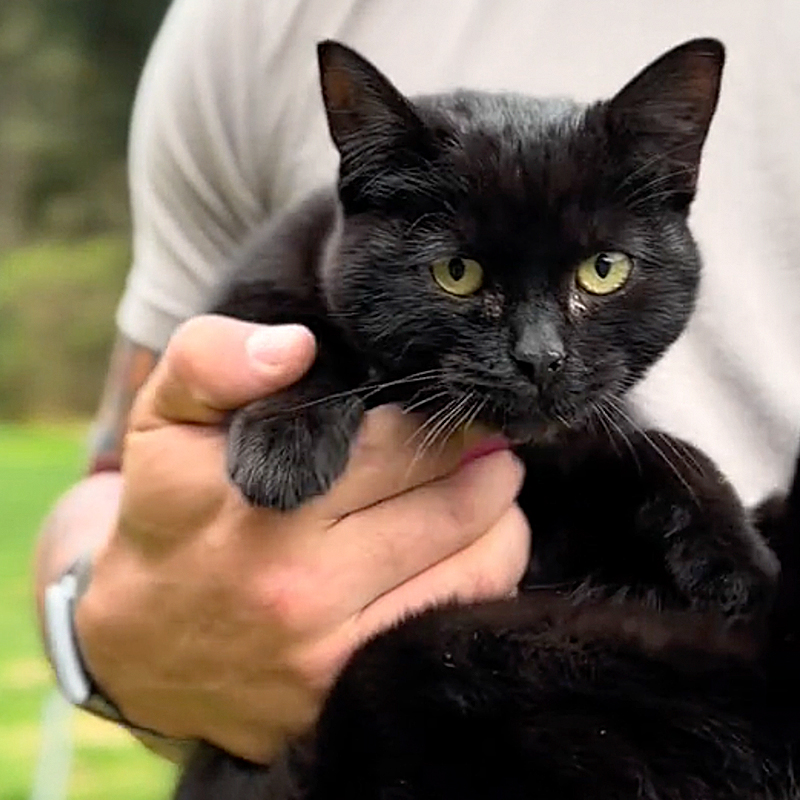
(575, 252, 632, 295)
(431, 257, 484, 296)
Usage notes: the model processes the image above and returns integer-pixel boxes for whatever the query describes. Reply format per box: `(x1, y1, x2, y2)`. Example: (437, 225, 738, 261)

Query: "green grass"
(0, 423, 175, 800)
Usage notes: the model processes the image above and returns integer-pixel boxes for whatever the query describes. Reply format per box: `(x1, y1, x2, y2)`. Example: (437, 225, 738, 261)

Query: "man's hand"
(73, 315, 529, 763)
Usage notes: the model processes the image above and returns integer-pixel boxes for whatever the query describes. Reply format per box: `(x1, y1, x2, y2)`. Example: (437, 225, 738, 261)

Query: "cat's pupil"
(448, 257, 466, 281)
(595, 254, 612, 279)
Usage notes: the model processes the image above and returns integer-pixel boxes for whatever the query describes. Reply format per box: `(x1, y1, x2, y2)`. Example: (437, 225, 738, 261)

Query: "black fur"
(175, 39, 800, 799)
(219, 39, 722, 510)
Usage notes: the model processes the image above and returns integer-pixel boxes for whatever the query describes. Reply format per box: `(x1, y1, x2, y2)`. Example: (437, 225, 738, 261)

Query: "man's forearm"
(33, 332, 173, 753)
(35, 471, 192, 763)
(35, 332, 158, 621)
(34, 472, 123, 632)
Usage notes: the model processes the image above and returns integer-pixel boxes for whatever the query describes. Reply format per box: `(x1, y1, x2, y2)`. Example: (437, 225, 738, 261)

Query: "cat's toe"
(673, 543, 778, 619)
(635, 494, 779, 618)
(665, 521, 779, 618)
(227, 398, 363, 510)
(228, 426, 321, 510)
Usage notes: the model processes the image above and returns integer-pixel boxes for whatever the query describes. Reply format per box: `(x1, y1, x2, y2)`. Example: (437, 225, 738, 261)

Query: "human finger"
(288, 503, 530, 690)
(320, 405, 510, 520)
(273, 450, 525, 633)
(130, 315, 316, 429)
(358, 502, 530, 633)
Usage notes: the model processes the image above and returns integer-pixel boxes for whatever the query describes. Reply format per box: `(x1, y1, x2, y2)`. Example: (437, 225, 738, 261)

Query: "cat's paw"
(227, 395, 364, 510)
(637, 497, 779, 618)
(666, 526, 778, 619)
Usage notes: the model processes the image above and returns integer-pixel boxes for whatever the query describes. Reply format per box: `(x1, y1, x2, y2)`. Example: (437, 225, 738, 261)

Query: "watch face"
(44, 571, 93, 706)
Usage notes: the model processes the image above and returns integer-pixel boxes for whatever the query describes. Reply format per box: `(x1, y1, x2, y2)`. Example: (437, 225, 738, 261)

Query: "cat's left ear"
(318, 41, 426, 180)
(606, 38, 725, 201)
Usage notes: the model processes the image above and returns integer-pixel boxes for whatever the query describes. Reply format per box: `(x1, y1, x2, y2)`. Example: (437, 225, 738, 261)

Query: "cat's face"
(317, 40, 724, 441)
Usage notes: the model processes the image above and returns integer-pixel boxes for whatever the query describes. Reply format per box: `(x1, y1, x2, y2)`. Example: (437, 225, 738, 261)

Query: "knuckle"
(440, 487, 482, 533)
(489, 451, 527, 499)
(497, 507, 532, 581)
(504, 504, 532, 548)
(443, 453, 524, 531)
(464, 509, 531, 601)
(163, 318, 208, 386)
(468, 560, 515, 600)
(285, 635, 350, 693)
(251, 567, 328, 637)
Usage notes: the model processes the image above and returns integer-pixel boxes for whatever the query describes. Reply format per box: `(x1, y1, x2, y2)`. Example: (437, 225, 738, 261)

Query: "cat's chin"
(463, 402, 572, 446)
(501, 417, 571, 447)
(455, 413, 565, 449)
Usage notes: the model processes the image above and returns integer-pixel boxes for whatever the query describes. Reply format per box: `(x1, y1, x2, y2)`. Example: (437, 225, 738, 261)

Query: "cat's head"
(317, 39, 724, 441)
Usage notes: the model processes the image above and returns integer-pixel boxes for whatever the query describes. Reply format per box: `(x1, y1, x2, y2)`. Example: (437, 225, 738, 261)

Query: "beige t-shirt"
(118, 0, 800, 505)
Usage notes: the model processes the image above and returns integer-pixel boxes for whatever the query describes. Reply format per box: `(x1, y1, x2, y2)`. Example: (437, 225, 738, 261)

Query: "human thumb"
(130, 315, 317, 429)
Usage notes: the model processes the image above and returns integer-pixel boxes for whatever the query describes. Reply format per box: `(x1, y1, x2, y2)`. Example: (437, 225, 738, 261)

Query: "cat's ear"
(317, 41, 426, 180)
(606, 38, 725, 201)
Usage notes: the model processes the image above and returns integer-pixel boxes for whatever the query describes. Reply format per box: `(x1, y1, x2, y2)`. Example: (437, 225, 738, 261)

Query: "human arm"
(34, 0, 530, 761)
(35, 333, 156, 626)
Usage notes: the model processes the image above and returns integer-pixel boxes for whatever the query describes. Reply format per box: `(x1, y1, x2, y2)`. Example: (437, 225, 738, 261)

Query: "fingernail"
(246, 325, 308, 368)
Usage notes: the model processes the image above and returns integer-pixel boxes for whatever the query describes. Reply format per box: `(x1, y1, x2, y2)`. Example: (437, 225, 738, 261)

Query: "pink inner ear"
(684, 63, 720, 116)
(324, 67, 356, 112)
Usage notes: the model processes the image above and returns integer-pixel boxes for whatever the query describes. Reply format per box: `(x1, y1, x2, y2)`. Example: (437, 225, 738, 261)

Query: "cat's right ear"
(605, 38, 725, 204)
(317, 41, 425, 177)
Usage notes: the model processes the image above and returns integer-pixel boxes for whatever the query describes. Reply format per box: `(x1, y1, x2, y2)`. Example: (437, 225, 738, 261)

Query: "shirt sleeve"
(117, 0, 278, 352)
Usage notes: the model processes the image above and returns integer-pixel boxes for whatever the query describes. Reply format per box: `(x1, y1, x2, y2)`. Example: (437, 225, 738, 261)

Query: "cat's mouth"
(393, 363, 617, 447)
(492, 413, 571, 446)
(432, 357, 631, 446)
(447, 380, 571, 442)
(427, 385, 573, 446)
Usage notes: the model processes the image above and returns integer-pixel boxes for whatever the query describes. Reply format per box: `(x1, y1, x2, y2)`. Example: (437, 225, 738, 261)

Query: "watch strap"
(44, 554, 194, 758)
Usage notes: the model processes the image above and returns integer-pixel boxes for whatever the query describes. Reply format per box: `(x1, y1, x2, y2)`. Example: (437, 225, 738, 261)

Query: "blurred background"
(1, 1, 176, 798)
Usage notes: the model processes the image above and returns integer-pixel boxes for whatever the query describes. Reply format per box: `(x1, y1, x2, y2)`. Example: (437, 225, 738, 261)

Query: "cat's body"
(175, 40, 800, 799)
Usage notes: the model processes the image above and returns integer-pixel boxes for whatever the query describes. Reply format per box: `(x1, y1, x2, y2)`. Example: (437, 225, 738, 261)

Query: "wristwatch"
(43, 554, 121, 721)
(43, 554, 193, 759)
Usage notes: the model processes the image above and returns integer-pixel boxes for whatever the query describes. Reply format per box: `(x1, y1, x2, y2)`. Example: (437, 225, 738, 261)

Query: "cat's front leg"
(629, 431, 779, 617)
(520, 431, 779, 619)
(227, 359, 366, 510)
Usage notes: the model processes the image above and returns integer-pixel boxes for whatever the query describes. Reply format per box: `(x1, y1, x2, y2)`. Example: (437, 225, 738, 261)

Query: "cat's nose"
(512, 342, 565, 386)
(511, 314, 565, 385)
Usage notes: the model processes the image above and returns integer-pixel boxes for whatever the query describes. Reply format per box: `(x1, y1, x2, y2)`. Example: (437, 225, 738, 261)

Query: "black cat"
(175, 39, 797, 799)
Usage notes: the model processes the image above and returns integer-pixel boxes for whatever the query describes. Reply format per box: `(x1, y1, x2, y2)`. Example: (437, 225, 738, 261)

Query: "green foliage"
(0, 0, 170, 419)
(0, 10, 187, 799)
(0, 423, 176, 800)
(0, 0, 169, 244)
(0, 236, 129, 419)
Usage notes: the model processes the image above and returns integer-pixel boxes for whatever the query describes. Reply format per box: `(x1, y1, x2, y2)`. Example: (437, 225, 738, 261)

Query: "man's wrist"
(44, 552, 195, 763)
(36, 474, 193, 763)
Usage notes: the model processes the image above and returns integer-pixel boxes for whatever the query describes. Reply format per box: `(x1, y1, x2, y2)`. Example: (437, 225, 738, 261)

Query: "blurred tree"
(0, 236, 129, 418)
(0, 0, 169, 418)
(0, 0, 168, 246)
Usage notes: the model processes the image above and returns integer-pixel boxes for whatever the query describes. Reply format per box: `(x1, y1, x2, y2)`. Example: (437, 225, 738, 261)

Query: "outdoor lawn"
(0, 423, 175, 800)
